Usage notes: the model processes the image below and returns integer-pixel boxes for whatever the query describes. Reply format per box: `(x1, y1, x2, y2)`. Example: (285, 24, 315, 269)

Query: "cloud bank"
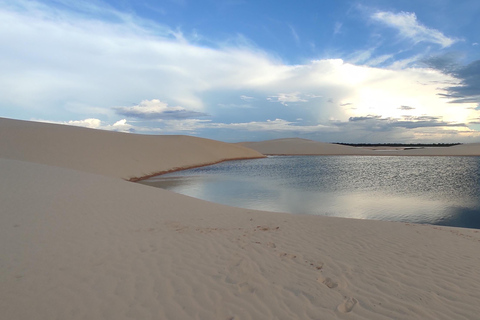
(1, 1, 479, 142)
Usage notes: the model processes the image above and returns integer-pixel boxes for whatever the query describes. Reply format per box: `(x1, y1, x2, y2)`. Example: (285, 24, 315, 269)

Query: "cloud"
(240, 95, 255, 101)
(371, 11, 457, 48)
(399, 105, 415, 110)
(267, 92, 308, 106)
(2, 1, 479, 142)
(443, 60, 480, 104)
(347, 114, 465, 129)
(35, 118, 134, 132)
(349, 115, 382, 122)
(289, 25, 300, 44)
(114, 99, 208, 119)
(210, 118, 335, 133)
(421, 52, 462, 73)
(333, 22, 342, 35)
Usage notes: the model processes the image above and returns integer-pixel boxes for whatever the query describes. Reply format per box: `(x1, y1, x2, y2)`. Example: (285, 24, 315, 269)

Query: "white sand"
(0, 118, 264, 180)
(239, 138, 480, 156)
(2, 118, 480, 319)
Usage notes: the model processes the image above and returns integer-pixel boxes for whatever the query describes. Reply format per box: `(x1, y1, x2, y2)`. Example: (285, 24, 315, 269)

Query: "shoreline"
(128, 156, 266, 182)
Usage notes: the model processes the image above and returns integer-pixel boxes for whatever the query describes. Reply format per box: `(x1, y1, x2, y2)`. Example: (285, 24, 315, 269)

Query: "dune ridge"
(0, 117, 264, 180)
(1, 118, 480, 319)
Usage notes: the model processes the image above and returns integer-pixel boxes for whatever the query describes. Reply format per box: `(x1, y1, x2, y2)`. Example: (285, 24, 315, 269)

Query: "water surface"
(140, 156, 480, 229)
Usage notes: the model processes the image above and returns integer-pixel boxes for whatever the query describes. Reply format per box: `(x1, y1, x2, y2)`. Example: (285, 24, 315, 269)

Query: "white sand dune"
(0, 118, 264, 180)
(239, 138, 480, 156)
(2, 118, 480, 319)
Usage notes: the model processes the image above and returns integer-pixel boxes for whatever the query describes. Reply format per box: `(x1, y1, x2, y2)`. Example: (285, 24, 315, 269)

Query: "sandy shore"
(239, 138, 480, 156)
(2, 118, 480, 319)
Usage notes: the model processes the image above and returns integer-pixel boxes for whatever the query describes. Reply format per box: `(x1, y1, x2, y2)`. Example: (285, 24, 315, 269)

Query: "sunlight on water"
(140, 156, 480, 229)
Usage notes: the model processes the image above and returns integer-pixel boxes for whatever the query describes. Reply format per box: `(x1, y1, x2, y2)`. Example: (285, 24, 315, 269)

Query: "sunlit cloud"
(36, 118, 134, 133)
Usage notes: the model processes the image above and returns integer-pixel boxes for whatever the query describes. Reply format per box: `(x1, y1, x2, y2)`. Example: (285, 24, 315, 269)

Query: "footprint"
(338, 297, 357, 313)
(320, 277, 338, 289)
(238, 282, 256, 294)
(267, 242, 276, 248)
(279, 252, 297, 259)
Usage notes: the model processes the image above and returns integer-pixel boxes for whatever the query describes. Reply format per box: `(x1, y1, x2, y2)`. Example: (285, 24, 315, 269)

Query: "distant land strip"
(334, 143, 462, 148)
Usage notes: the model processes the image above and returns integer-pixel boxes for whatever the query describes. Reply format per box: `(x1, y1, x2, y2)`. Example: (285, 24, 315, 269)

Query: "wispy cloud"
(333, 22, 342, 35)
(371, 11, 458, 48)
(288, 24, 300, 45)
(240, 95, 256, 101)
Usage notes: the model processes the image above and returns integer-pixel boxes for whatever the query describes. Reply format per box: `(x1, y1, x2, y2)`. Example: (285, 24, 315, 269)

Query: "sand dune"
(239, 138, 480, 156)
(2, 118, 480, 319)
(0, 117, 264, 180)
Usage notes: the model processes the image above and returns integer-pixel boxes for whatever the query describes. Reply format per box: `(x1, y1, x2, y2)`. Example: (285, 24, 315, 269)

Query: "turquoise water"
(141, 156, 480, 229)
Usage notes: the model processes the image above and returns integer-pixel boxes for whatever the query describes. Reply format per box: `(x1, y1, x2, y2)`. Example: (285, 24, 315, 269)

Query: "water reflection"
(140, 156, 480, 229)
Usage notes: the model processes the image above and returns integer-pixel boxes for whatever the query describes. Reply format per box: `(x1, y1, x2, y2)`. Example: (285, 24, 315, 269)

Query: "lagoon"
(141, 156, 480, 229)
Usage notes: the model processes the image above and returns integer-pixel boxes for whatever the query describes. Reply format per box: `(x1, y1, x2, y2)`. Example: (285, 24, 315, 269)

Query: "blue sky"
(1, 0, 480, 142)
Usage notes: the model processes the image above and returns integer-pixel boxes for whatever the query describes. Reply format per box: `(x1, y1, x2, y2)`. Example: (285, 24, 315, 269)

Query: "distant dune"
(2, 118, 480, 319)
(239, 137, 480, 156)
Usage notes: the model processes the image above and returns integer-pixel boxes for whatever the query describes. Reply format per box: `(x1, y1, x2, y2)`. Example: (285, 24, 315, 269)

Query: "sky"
(1, 0, 480, 143)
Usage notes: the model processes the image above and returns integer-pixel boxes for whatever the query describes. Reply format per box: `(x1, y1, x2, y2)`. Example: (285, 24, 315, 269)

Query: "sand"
(1, 118, 480, 319)
(239, 138, 480, 156)
(0, 118, 265, 180)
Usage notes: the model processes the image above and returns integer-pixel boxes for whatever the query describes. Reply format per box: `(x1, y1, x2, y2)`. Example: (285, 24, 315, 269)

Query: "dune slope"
(0, 117, 264, 180)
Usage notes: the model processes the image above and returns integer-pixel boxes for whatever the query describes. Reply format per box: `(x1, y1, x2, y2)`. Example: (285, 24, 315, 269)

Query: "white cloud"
(240, 95, 255, 101)
(2, 1, 479, 142)
(267, 92, 308, 106)
(34, 118, 134, 132)
(66, 118, 102, 129)
(372, 11, 458, 48)
(114, 99, 208, 119)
